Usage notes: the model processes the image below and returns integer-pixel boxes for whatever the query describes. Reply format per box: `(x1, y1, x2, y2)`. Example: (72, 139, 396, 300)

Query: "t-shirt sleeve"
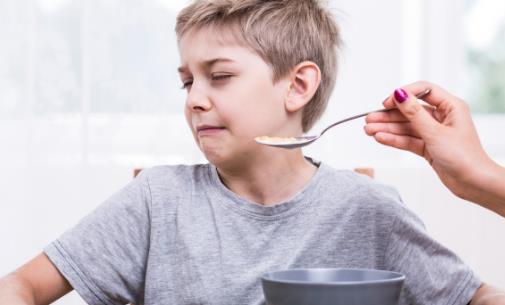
(44, 170, 152, 305)
(384, 199, 481, 305)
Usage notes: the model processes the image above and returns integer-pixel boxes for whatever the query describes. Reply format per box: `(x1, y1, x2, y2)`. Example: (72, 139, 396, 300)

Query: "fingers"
(372, 132, 426, 157)
(364, 122, 420, 138)
(390, 88, 441, 140)
(366, 105, 436, 124)
(383, 80, 458, 109)
(366, 109, 407, 123)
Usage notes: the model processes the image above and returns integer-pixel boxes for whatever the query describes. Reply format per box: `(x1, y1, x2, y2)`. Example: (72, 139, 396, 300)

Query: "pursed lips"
(196, 125, 226, 136)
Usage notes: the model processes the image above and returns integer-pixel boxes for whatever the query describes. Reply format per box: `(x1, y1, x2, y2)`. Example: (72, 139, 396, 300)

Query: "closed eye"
(181, 79, 193, 90)
(180, 74, 233, 91)
(212, 74, 233, 81)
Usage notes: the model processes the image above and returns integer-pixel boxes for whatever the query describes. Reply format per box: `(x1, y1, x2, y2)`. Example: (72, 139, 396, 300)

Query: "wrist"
(461, 158, 505, 216)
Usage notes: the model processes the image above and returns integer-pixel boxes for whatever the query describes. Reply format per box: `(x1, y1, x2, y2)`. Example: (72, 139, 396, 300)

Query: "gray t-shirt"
(44, 162, 481, 305)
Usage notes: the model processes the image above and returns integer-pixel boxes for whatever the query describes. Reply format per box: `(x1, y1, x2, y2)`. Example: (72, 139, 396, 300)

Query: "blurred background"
(1, 0, 504, 303)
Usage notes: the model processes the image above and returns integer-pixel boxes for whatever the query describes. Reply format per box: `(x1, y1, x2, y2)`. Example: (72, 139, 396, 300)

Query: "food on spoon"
(255, 136, 298, 144)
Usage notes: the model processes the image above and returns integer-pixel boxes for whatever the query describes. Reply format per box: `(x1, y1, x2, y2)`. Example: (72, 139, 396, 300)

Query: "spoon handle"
(319, 89, 431, 137)
(319, 110, 386, 136)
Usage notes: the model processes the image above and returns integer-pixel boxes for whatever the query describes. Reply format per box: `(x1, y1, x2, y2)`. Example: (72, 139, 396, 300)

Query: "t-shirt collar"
(207, 157, 327, 218)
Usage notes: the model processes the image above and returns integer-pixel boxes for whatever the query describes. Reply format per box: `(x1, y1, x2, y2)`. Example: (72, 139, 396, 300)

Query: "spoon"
(255, 89, 431, 149)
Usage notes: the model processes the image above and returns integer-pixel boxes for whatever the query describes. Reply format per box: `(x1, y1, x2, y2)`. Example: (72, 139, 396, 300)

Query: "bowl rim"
(261, 267, 405, 286)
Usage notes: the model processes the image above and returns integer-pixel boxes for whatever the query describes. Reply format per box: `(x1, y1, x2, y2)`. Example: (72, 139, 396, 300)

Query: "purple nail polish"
(394, 88, 408, 103)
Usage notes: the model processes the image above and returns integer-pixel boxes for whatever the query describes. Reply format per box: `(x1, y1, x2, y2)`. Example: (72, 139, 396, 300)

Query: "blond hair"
(176, 0, 341, 132)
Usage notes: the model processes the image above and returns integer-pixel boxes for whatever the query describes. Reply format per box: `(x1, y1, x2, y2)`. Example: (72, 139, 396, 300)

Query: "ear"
(284, 61, 321, 113)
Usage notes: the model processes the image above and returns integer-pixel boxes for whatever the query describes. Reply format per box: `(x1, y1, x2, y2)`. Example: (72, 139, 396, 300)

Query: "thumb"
(393, 88, 440, 139)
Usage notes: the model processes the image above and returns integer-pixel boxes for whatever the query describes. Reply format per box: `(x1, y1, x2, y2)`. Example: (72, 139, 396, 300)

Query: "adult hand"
(364, 81, 505, 217)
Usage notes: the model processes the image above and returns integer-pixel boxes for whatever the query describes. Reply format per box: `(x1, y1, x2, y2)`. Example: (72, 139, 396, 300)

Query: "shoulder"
(320, 165, 401, 202)
(317, 164, 426, 236)
(136, 163, 210, 186)
(131, 164, 212, 205)
(318, 164, 408, 218)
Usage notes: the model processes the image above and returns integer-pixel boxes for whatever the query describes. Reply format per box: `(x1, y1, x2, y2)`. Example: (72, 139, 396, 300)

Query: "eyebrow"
(177, 58, 235, 73)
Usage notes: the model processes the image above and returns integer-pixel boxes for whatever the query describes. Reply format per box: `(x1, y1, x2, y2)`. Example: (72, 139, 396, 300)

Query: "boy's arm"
(471, 284, 505, 305)
(0, 253, 72, 305)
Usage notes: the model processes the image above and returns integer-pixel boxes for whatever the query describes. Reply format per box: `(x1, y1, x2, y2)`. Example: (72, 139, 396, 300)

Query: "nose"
(186, 85, 212, 112)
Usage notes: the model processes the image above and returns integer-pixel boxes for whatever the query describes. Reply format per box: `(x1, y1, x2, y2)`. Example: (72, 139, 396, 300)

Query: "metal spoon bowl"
(255, 89, 431, 149)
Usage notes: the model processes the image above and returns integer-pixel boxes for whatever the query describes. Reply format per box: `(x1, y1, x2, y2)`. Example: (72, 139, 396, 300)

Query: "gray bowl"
(261, 268, 405, 305)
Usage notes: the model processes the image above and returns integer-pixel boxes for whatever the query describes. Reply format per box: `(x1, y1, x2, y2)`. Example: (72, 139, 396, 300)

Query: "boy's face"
(178, 27, 292, 167)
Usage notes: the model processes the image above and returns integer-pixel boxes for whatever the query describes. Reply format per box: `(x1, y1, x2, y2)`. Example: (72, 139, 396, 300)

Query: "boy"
(1, 0, 504, 304)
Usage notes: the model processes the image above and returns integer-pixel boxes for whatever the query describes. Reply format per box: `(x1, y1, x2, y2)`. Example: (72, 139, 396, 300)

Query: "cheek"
(240, 80, 284, 113)
(247, 91, 285, 123)
(227, 104, 282, 139)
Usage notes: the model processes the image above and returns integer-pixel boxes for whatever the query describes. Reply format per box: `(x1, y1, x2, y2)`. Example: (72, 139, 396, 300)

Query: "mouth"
(196, 125, 226, 136)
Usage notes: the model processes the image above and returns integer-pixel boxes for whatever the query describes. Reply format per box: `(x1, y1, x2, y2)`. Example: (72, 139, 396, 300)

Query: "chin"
(201, 145, 251, 170)
(199, 142, 227, 164)
(198, 136, 259, 166)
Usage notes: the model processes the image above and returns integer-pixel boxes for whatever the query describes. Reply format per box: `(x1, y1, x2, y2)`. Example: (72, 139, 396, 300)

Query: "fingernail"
(394, 88, 408, 103)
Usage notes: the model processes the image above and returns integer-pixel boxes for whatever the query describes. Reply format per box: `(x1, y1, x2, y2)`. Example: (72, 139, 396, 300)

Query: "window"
(0, 0, 201, 167)
(465, 0, 505, 113)
(401, 0, 505, 164)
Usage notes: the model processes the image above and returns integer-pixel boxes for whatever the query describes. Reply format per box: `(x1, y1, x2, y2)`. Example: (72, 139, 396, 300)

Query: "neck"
(216, 149, 318, 206)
